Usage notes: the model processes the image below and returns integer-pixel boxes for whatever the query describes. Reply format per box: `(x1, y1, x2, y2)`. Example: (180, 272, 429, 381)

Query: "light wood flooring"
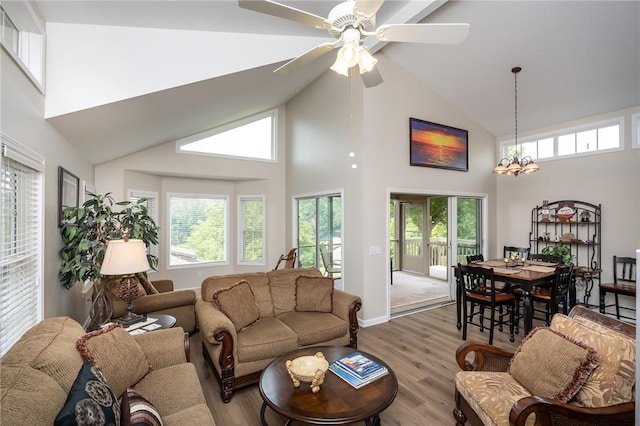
(190, 303, 532, 426)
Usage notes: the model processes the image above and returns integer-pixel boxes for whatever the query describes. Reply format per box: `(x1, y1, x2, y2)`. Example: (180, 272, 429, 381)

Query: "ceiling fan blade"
(376, 23, 470, 44)
(274, 42, 337, 74)
(238, 0, 331, 30)
(360, 67, 384, 88)
(354, 0, 385, 17)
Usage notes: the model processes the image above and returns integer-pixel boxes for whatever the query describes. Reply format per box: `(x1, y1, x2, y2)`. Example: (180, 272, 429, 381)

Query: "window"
(633, 112, 640, 149)
(1, 135, 44, 356)
(499, 117, 623, 161)
(168, 194, 227, 267)
(238, 195, 265, 265)
(176, 109, 277, 161)
(128, 190, 159, 261)
(0, 3, 45, 91)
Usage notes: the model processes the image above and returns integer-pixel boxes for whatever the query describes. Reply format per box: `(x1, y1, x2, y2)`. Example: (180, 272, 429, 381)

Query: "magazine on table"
(334, 351, 388, 380)
(328, 363, 387, 389)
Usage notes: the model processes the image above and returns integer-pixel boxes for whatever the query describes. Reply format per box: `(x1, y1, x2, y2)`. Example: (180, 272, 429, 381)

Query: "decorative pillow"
(294, 275, 334, 313)
(54, 360, 120, 426)
(76, 323, 151, 398)
(550, 314, 636, 407)
(120, 388, 163, 426)
(212, 280, 260, 331)
(508, 327, 601, 403)
(137, 275, 159, 295)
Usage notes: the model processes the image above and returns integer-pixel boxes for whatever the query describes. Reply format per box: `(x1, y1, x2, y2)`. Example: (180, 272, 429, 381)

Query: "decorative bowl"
(285, 352, 329, 393)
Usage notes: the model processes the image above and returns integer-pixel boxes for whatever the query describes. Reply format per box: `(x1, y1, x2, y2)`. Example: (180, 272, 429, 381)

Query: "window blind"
(1, 141, 43, 356)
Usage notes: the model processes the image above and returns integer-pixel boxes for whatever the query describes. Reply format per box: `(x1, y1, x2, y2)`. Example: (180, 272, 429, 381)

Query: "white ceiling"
(34, 1, 640, 165)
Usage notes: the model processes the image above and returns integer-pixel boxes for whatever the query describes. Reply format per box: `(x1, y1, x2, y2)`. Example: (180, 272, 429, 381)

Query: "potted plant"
(541, 245, 574, 265)
(59, 193, 159, 328)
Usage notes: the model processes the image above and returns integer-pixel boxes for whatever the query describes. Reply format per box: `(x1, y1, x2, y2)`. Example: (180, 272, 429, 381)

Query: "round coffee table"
(259, 346, 398, 425)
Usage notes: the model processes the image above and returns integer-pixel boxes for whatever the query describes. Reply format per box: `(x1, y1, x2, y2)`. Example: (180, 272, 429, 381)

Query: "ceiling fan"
(238, 0, 470, 87)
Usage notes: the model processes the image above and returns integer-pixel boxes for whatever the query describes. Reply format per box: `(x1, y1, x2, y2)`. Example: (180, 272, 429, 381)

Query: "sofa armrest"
(510, 396, 635, 426)
(332, 289, 362, 322)
(133, 327, 189, 369)
(151, 279, 174, 293)
(131, 290, 196, 313)
(455, 342, 514, 372)
(195, 298, 237, 346)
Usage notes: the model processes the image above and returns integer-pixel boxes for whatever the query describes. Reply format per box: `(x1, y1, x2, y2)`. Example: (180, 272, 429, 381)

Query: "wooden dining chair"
(466, 254, 484, 264)
(503, 246, 530, 260)
(599, 256, 636, 320)
(457, 263, 517, 345)
(528, 253, 562, 264)
(529, 263, 574, 325)
(273, 248, 298, 270)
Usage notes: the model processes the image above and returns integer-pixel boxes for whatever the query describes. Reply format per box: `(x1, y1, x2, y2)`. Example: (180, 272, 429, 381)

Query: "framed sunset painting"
(409, 118, 468, 172)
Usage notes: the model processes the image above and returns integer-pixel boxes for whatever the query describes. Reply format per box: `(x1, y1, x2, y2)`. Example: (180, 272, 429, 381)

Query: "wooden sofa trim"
(203, 299, 362, 403)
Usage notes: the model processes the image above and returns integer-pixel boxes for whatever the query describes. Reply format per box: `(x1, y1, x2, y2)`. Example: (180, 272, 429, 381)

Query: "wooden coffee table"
(259, 346, 398, 425)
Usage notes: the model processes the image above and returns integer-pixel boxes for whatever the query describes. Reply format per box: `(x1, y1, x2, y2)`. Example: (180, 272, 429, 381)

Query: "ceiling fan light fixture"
(357, 46, 377, 74)
(330, 55, 351, 76)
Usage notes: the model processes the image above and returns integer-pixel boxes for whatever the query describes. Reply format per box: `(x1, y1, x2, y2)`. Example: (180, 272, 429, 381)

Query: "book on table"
(334, 352, 388, 380)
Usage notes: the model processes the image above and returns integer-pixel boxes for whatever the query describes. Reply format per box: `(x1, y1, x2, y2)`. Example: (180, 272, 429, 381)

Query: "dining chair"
(503, 246, 530, 260)
(319, 245, 342, 278)
(599, 256, 636, 320)
(528, 253, 562, 264)
(466, 254, 484, 264)
(529, 263, 574, 325)
(273, 248, 298, 270)
(457, 263, 517, 345)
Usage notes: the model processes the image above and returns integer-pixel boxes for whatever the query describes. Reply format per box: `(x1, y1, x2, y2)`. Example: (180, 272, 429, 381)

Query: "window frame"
(175, 109, 278, 162)
(128, 189, 160, 267)
(498, 116, 624, 162)
(1, 133, 44, 356)
(167, 192, 229, 269)
(632, 112, 639, 150)
(237, 195, 266, 266)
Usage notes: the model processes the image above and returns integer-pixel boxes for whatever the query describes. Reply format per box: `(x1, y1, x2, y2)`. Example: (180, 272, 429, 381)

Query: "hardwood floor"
(190, 303, 527, 425)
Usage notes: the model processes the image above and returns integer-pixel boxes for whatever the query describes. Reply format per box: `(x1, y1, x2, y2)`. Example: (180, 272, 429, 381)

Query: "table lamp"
(100, 238, 150, 326)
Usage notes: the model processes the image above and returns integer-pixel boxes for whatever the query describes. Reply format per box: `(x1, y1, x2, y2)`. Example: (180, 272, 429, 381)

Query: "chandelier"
(493, 66, 540, 176)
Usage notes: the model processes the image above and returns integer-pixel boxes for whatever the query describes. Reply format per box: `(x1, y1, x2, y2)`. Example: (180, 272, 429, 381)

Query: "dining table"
(455, 259, 560, 336)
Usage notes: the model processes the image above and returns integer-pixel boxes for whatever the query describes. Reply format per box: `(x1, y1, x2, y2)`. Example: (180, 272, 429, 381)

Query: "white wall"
(93, 106, 288, 290)
(496, 106, 640, 312)
(287, 52, 498, 324)
(1, 49, 94, 322)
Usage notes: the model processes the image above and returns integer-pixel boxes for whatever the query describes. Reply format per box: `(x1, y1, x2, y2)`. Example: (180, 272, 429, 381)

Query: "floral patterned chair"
(453, 306, 635, 426)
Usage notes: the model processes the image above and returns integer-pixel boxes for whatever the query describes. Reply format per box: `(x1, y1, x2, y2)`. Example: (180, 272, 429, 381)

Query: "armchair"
(454, 306, 635, 426)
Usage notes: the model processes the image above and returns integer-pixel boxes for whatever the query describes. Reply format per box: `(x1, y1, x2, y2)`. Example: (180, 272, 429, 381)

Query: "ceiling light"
(357, 46, 377, 74)
(330, 28, 378, 77)
(493, 67, 540, 177)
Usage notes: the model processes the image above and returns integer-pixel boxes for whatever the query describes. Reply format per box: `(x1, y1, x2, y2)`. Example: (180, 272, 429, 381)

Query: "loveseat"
(104, 277, 198, 333)
(1, 316, 215, 425)
(195, 267, 362, 402)
(454, 306, 635, 426)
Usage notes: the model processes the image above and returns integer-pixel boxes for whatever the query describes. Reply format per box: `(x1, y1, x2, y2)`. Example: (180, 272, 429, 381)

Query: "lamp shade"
(100, 239, 150, 275)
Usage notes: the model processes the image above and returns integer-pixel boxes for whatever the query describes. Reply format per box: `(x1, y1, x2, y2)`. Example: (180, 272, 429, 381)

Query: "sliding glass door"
(296, 194, 342, 275)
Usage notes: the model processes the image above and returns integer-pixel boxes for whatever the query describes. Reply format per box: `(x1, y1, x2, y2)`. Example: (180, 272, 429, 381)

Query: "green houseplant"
(541, 245, 574, 265)
(59, 193, 159, 329)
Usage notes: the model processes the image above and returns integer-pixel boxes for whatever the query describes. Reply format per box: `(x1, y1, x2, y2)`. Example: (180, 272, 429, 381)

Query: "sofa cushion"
(277, 312, 347, 346)
(267, 267, 323, 316)
(120, 388, 163, 426)
(550, 314, 636, 407)
(295, 275, 334, 312)
(455, 371, 533, 426)
(54, 360, 120, 426)
(77, 323, 151, 398)
(162, 405, 215, 426)
(212, 280, 260, 331)
(201, 272, 273, 317)
(236, 317, 299, 362)
(509, 327, 601, 403)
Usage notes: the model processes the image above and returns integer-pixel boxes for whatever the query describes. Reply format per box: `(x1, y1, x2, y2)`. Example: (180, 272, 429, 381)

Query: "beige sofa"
(454, 306, 635, 426)
(1, 316, 215, 425)
(104, 278, 198, 333)
(196, 267, 362, 402)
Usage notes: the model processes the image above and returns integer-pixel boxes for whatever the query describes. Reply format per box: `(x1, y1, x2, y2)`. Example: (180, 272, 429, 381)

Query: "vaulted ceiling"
(34, 1, 640, 165)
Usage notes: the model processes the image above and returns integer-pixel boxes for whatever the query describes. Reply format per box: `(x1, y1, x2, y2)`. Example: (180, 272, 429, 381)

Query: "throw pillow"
(54, 360, 120, 426)
(212, 280, 260, 331)
(76, 323, 151, 398)
(294, 275, 334, 313)
(508, 327, 601, 403)
(550, 314, 636, 407)
(137, 275, 159, 295)
(120, 388, 163, 426)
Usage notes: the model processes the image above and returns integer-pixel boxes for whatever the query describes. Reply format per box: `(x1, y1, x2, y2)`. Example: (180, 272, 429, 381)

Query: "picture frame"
(58, 166, 79, 227)
(409, 118, 469, 172)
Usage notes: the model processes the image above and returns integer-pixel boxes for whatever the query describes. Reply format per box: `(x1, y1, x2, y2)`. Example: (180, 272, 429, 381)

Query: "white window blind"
(238, 195, 265, 265)
(128, 190, 159, 260)
(1, 138, 43, 356)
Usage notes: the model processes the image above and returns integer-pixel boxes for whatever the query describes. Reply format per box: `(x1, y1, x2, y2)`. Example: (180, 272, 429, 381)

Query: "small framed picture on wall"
(58, 166, 79, 227)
